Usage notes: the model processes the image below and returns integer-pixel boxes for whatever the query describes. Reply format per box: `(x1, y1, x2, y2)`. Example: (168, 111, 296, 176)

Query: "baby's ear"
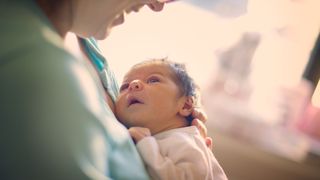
(179, 96, 194, 117)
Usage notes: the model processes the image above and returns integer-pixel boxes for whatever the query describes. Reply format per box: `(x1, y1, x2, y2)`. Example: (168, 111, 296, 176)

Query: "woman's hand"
(129, 127, 151, 143)
(191, 108, 213, 149)
(191, 107, 208, 123)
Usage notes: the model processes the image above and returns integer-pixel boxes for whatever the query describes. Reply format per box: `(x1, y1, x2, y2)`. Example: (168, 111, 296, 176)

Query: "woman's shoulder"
(0, 0, 78, 78)
(0, 0, 66, 61)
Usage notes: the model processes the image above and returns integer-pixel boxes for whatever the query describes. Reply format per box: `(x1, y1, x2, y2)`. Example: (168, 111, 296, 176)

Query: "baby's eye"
(119, 83, 129, 92)
(147, 77, 160, 84)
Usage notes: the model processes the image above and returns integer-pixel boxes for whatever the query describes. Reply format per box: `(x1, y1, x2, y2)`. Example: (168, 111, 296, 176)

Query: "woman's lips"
(112, 13, 125, 27)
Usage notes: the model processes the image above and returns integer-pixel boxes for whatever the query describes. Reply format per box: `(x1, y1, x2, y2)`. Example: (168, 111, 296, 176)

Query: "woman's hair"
(132, 58, 200, 106)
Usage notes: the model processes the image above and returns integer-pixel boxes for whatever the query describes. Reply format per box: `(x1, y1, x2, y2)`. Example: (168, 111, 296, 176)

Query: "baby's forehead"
(133, 61, 169, 70)
(125, 62, 174, 78)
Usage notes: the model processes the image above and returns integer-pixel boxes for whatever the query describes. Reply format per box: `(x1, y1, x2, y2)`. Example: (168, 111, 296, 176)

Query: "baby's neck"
(149, 116, 189, 136)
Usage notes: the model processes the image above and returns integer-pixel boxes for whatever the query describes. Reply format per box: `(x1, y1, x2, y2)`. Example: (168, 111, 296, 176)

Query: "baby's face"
(115, 63, 183, 131)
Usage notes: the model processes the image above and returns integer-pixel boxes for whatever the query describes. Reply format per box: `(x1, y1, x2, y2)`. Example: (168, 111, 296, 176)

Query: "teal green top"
(0, 1, 149, 179)
(78, 38, 119, 103)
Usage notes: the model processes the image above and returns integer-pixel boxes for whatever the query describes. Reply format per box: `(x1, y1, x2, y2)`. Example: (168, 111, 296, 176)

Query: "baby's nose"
(129, 80, 143, 91)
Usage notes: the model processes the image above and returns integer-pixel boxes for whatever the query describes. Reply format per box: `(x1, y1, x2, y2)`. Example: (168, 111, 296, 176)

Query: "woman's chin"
(93, 29, 111, 40)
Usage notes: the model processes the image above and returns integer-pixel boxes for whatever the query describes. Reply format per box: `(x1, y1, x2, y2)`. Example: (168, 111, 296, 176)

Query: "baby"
(115, 58, 227, 180)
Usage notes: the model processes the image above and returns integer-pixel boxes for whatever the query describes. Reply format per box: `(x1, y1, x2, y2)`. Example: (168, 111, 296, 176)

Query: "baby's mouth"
(128, 97, 144, 107)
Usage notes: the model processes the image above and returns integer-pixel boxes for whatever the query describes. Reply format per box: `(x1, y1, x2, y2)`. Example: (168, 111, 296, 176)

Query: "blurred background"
(67, 0, 320, 179)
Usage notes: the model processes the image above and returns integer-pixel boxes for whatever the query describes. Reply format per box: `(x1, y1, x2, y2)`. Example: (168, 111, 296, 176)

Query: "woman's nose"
(128, 80, 143, 91)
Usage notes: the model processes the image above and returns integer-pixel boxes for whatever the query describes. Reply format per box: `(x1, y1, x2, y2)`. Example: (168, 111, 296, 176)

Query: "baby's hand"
(129, 127, 151, 143)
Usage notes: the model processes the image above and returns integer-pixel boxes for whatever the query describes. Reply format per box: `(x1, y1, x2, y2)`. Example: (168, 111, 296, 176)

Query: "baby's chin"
(120, 119, 145, 129)
(118, 118, 135, 128)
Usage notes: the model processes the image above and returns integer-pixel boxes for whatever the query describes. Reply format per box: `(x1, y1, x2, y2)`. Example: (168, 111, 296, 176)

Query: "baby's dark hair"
(132, 58, 200, 107)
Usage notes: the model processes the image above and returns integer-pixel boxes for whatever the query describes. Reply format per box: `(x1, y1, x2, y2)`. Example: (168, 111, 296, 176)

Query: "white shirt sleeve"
(136, 134, 212, 180)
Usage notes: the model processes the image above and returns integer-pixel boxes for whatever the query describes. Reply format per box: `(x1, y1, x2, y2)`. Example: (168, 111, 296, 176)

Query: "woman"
(0, 0, 209, 179)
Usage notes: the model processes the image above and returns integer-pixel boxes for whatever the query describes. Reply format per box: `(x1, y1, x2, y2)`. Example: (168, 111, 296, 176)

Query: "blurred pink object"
(299, 104, 320, 140)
